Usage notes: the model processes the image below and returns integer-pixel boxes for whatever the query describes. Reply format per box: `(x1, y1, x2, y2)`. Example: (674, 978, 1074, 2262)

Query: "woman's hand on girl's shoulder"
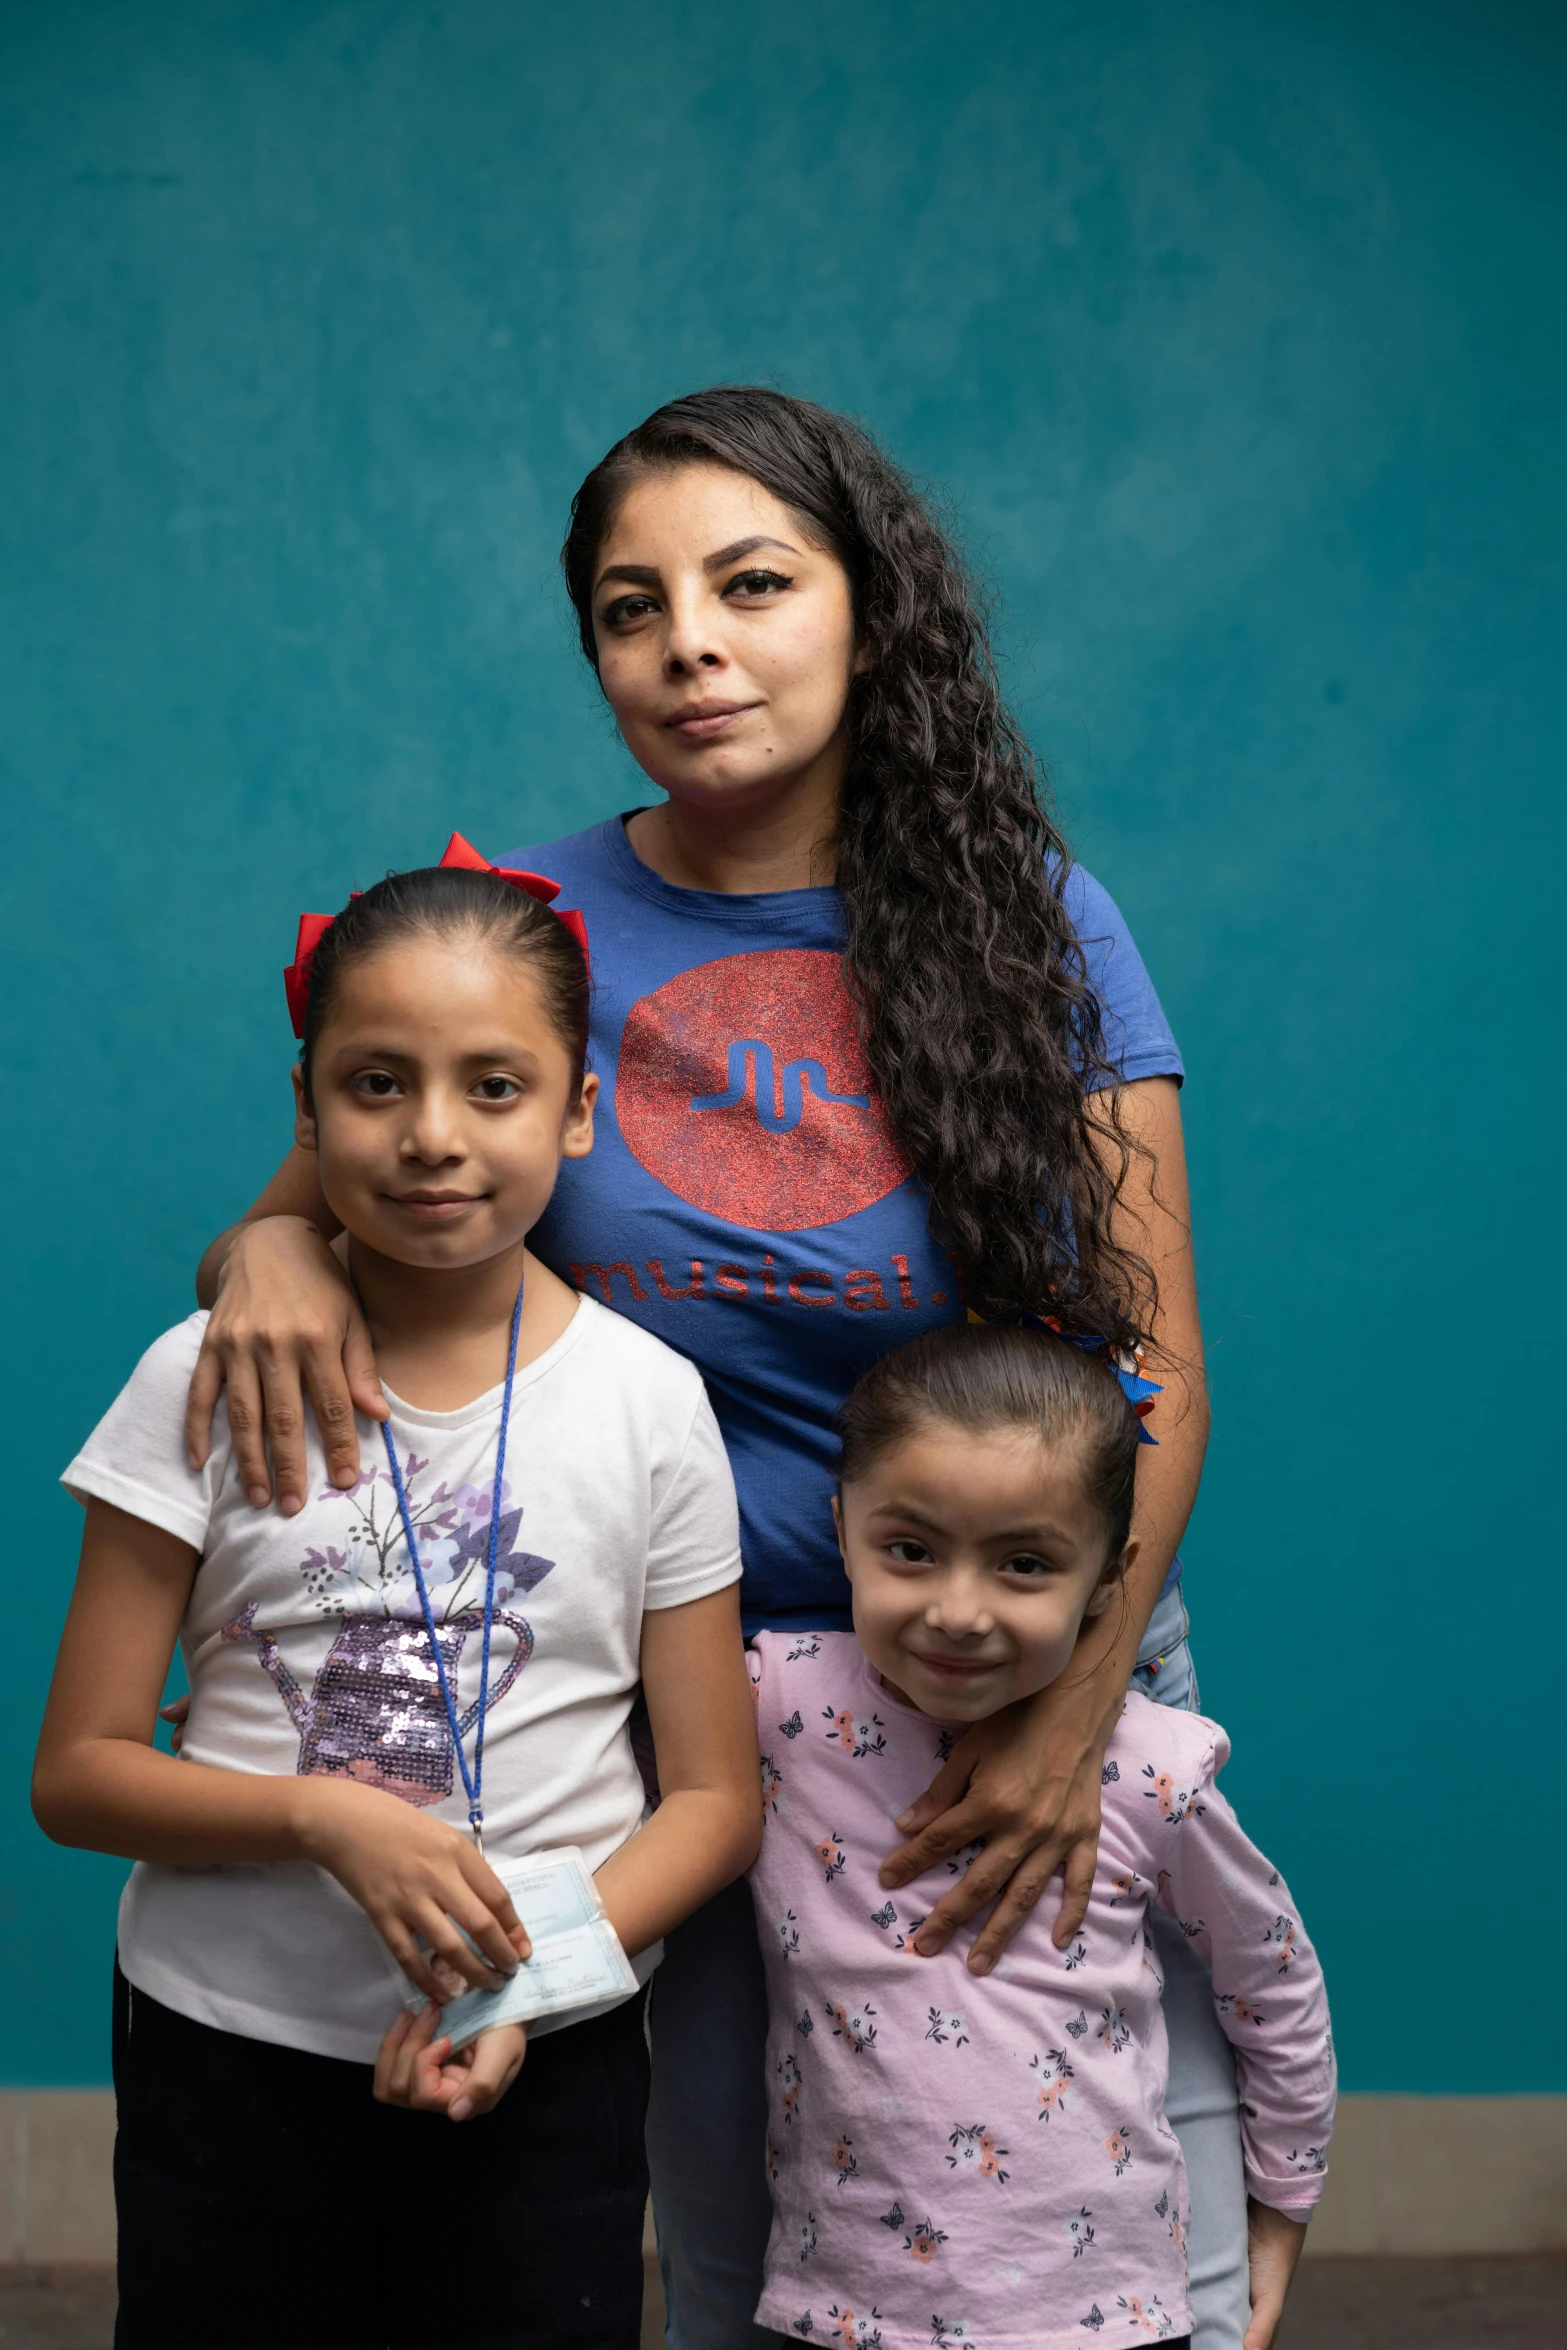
(184, 1214, 386, 1516)
(373, 2003, 528, 2124)
(874, 1670, 1112, 1974)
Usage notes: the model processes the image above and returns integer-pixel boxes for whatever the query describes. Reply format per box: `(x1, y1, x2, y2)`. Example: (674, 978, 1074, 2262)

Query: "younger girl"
(747, 1324, 1332, 2350)
(33, 854, 760, 2350)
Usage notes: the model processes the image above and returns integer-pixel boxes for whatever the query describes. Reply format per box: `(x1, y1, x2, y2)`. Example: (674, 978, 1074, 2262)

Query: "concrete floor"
(1277, 2258, 1564, 2346)
(1, 2257, 1561, 2347)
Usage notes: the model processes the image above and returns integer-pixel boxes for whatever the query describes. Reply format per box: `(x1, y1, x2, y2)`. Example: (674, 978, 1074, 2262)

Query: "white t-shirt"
(63, 1294, 741, 2062)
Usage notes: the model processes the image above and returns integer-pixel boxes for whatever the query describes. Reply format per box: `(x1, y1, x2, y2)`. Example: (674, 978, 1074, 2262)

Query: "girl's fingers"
(407, 2031, 456, 2111)
(158, 1694, 191, 1755)
(372, 2005, 417, 2101)
(379, 1924, 447, 2007)
(444, 1893, 526, 1978)
(454, 1853, 529, 1963)
(219, 1355, 273, 1506)
(301, 1340, 368, 1494)
(1243, 2206, 1306, 2350)
(374, 2003, 449, 2106)
(389, 2015, 473, 2116)
(377, 1868, 523, 1999)
(397, 2007, 449, 2099)
(449, 2028, 527, 2123)
(1243, 2276, 1288, 2350)
(418, 1905, 508, 1992)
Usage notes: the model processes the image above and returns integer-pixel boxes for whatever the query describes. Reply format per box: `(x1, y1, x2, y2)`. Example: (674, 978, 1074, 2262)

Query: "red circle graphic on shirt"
(615, 950, 913, 1231)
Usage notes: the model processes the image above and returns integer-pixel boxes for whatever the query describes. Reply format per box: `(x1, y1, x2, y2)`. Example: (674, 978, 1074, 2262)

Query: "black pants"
(112, 1962, 650, 2350)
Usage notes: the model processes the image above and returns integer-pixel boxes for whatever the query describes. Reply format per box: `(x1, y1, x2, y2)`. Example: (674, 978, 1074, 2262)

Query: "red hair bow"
(283, 831, 590, 1038)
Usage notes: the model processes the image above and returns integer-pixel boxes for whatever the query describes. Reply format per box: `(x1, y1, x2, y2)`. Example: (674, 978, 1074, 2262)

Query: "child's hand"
(297, 1778, 530, 2003)
(1243, 2199, 1307, 2350)
(373, 2003, 528, 2123)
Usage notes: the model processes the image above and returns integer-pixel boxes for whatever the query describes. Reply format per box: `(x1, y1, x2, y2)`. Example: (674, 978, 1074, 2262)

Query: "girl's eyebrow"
(334, 1041, 544, 1067)
(866, 1500, 1073, 1549)
(863, 1501, 946, 1532)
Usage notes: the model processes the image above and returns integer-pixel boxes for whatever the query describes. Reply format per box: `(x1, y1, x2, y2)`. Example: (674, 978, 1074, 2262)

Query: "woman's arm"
(592, 1583, 761, 1957)
(34, 1499, 526, 2002)
(194, 1143, 343, 1307)
(187, 1145, 383, 1516)
(878, 1075, 1209, 1967)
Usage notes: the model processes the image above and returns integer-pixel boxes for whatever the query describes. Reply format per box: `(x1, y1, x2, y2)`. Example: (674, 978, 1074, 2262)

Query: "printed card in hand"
(384, 1846, 639, 2050)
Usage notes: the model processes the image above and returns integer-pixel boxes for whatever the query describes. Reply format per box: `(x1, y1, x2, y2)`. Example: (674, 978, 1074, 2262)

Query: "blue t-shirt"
(499, 815, 1184, 1635)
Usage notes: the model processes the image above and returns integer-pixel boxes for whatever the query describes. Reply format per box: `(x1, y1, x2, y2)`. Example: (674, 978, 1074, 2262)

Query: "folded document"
(385, 1845, 639, 2051)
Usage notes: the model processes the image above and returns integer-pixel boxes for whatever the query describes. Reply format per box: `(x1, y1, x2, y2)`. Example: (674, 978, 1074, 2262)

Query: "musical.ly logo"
(616, 950, 912, 1230)
(691, 1041, 871, 1134)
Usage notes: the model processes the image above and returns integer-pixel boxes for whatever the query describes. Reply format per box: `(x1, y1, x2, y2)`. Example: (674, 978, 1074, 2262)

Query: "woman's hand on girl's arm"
(33, 1501, 526, 2006)
(187, 1145, 384, 1515)
(874, 1540, 1165, 1970)
(373, 2003, 529, 2124)
(877, 1077, 1210, 1972)
(592, 1584, 760, 1959)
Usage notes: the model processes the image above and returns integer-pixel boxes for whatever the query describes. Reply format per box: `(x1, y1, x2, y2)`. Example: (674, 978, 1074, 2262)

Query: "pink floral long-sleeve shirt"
(746, 1632, 1334, 2350)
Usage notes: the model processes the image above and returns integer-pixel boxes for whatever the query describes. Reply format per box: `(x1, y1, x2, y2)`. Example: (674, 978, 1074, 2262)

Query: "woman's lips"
(664, 701, 761, 742)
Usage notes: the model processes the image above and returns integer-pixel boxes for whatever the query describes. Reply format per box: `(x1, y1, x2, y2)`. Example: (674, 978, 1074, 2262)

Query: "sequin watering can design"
(221, 1458, 554, 1806)
(221, 1596, 547, 1805)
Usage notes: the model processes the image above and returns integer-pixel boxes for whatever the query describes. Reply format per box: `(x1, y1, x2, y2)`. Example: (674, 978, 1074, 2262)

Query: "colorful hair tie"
(1018, 1311, 1162, 1445)
(283, 831, 590, 1038)
(283, 912, 337, 1040)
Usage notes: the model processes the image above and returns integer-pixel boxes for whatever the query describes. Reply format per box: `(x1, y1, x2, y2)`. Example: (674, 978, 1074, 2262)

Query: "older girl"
(38, 863, 759, 2350)
(185, 390, 1241, 2345)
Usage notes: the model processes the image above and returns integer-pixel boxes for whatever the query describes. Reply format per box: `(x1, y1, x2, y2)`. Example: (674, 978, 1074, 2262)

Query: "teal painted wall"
(3, 1, 1561, 2090)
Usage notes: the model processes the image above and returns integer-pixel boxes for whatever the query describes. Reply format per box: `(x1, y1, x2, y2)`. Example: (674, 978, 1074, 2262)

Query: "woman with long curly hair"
(188, 389, 1244, 2345)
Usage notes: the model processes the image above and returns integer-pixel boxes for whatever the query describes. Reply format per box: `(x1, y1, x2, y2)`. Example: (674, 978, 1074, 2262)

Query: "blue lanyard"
(376, 1275, 526, 1852)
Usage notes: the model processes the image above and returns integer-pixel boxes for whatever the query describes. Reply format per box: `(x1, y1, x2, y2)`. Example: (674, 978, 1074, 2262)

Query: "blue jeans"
(647, 1584, 1248, 2350)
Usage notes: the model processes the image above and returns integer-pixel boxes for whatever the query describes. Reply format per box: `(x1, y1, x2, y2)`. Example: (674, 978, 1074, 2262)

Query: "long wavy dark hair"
(561, 388, 1152, 1349)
